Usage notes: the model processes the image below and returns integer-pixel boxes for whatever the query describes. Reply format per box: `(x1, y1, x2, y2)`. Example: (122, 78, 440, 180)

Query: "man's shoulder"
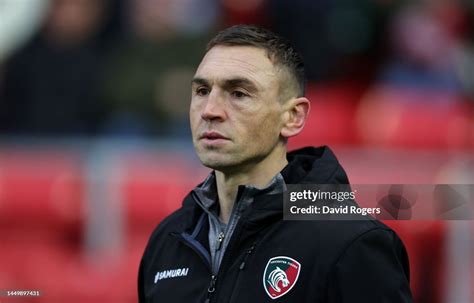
(319, 219, 400, 251)
(276, 218, 401, 261)
(292, 218, 396, 242)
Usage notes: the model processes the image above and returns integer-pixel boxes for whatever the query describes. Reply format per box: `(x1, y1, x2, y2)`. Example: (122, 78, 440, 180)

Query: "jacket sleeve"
(326, 228, 413, 303)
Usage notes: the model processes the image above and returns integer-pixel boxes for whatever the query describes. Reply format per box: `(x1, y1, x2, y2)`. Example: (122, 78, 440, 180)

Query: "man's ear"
(280, 97, 310, 138)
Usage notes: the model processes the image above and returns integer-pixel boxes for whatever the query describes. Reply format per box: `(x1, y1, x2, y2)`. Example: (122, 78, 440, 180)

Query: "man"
(138, 25, 412, 303)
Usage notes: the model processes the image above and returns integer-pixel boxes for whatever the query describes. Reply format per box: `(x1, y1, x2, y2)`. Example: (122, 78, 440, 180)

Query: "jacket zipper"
(204, 219, 249, 303)
(226, 242, 257, 303)
(172, 231, 220, 303)
(204, 275, 217, 303)
(216, 232, 225, 250)
(205, 242, 256, 303)
(239, 243, 256, 270)
(189, 190, 252, 303)
(188, 192, 225, 303)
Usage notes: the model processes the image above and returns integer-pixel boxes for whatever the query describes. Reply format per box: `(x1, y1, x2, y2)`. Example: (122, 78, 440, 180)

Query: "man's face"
(190, 45, 286, 172)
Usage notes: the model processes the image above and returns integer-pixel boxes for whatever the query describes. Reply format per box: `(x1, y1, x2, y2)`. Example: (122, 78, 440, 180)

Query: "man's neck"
(215, 148, 288, 224)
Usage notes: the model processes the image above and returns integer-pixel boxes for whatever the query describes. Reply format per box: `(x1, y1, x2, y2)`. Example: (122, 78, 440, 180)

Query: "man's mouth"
(200, 132, 228, 140)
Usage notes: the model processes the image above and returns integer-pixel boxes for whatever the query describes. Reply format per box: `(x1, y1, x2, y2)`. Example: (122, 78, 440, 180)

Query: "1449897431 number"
(5, 290, 41, 297)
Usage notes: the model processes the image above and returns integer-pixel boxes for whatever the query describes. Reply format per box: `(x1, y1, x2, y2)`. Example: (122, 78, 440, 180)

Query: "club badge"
(263, 256, 301, 299)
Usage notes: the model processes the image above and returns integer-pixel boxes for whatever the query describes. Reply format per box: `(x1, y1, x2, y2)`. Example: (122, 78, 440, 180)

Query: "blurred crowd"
(0, 0, 473, 138)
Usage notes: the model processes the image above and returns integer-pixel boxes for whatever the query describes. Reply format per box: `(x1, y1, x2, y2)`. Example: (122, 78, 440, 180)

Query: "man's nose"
(201, 91, 226, 121)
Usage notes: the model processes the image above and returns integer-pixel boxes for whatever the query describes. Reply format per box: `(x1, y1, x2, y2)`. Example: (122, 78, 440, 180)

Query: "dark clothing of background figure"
(0, 36, 106, 135)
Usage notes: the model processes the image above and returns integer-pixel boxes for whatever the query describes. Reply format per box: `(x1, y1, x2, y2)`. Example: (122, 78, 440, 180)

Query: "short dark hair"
(206, 25, 306, 98)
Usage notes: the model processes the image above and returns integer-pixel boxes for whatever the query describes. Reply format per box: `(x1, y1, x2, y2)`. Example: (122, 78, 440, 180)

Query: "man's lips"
(200, 131, 229, 140)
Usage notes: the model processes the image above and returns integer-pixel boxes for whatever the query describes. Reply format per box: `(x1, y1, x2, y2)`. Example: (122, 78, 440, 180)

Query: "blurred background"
(0, 0, 473, 302)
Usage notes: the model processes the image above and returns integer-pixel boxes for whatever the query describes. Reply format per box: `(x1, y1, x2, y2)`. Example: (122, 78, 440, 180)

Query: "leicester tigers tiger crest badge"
(263, 256, 301, 299)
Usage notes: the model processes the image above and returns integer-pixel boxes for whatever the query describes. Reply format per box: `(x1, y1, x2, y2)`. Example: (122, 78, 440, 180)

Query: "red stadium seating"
(289, 83, 364, 149)
(121, 153, 208, 234)
(356, 87, 473, 150)
(0, 151, 84, 231)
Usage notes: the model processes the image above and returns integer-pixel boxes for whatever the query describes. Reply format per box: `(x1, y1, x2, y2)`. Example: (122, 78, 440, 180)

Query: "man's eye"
(231, 91, 248, 98)
(196, 88, 209, 96)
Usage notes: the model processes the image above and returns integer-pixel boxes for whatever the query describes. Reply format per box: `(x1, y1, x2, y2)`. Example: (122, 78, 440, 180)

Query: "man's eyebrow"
(191, 77, 209, 86)
(223, 78, 258, 91)
(191, 77, 260, 92)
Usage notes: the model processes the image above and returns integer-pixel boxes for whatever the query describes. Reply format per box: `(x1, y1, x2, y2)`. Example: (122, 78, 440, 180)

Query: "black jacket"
(138, 146, 412, 303)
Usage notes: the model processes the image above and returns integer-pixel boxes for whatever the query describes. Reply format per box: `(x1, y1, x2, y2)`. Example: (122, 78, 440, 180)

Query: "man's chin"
(200, 159, 231, 171)
(198, 155, 238, 172)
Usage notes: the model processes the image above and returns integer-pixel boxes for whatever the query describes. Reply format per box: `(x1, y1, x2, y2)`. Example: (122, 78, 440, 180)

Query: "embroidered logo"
(263, 256, 301, 299)
(154, 267, 189, 283)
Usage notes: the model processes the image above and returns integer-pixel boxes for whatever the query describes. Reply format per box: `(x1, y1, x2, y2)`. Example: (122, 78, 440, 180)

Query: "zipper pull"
(208, 275, 217, 293)
(216, 232, 225, 251)
(239, 244, 256, 270)
(205, 275, 217, 303)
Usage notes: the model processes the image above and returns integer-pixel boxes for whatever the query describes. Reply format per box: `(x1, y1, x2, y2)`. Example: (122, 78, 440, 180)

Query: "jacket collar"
(180, 146, 349, 232)
(192, 171, 287, 212)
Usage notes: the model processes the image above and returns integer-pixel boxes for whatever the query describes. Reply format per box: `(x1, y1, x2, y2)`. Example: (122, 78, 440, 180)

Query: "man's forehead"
(194, 45, 278, 83)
